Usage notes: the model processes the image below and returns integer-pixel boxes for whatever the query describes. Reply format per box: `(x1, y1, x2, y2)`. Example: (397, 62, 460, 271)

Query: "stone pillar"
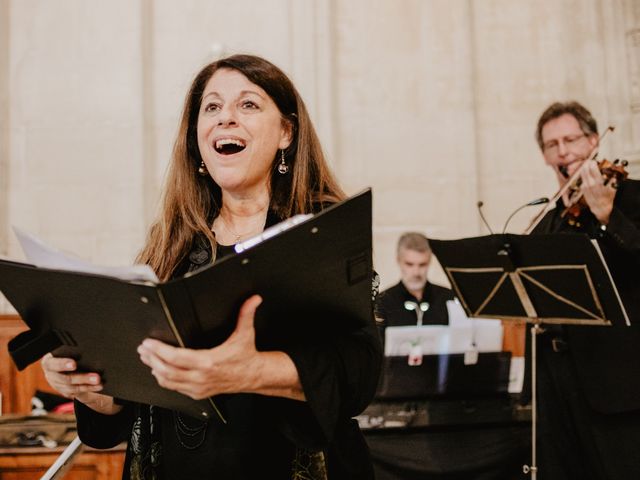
(332, 0, 479, 288)
(6, 0, 146, 265)
(0, 0, 10, 312)
(600, 0, 640, 176)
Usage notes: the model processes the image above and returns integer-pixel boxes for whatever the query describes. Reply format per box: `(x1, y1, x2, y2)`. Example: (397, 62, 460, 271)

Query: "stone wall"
(0, 0, 638, 313)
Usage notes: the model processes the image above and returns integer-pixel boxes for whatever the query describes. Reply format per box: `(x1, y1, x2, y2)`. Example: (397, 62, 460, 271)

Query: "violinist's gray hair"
(535, 101, 598, 150)
(397, 232, 431, 257)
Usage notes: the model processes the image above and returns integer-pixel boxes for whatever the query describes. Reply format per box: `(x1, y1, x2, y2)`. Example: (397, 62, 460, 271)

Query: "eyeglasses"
(542, 133, 587, 155)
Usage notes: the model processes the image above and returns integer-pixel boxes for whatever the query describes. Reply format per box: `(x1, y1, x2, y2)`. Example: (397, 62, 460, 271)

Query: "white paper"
(445, 299, 503, 352)
(384, 325, 449, 356)
(446, 324, 504, 353)
(234, 214, 313, 253)
(446, 298, 472, 325)
(13, 227, 159, 283)
(508, 356, 525, 393)
(384, 300, 504, 357)
(464, 349, 479, 365)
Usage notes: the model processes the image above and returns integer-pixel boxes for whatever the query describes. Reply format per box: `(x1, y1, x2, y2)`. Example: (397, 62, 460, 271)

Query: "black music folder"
(0, 189, 374, 420)
(430, 233, 629, 326)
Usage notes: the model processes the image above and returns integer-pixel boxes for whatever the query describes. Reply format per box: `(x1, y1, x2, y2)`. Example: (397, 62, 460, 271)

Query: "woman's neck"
(213, 189, 270, 245)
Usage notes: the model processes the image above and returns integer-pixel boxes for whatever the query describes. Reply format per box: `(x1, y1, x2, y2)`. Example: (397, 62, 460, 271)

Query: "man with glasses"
(536, 102, 620, 226)
(530, 101, 640, 479)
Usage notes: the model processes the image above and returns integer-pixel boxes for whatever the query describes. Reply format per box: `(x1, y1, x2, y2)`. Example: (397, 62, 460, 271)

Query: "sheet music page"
(508, 357, 524, 393)
(384, 325, 449, 356)
(13, 227, 159, 283)
(445, 300, 503, 352)
(234, 213, 313, 253)
(448, 299, 523, 392)
(384, 302, 504, 357)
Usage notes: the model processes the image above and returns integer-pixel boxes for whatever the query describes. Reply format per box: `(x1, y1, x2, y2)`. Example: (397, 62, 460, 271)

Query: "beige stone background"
(1, 0, 639, 313)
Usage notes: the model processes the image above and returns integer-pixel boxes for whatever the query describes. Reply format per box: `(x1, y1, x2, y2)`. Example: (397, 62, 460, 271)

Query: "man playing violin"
(530, 101, 640, 480)
(537, 102, 620, 227)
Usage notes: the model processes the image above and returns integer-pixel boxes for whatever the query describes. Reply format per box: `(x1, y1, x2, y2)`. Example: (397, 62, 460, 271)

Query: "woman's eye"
(204, 103, 220, 113)
(241, 101, 258, 109)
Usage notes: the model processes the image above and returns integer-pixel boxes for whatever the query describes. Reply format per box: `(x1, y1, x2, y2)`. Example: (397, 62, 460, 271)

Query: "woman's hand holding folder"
(41, 353, 123, 415)
(137, 295, 306, 402)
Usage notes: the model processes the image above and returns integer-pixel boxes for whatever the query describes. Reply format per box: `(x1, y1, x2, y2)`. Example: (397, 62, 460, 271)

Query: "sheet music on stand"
(430, 233, 629, 479)
(378, 300, 511, 400)
(384, 301, 503, 356)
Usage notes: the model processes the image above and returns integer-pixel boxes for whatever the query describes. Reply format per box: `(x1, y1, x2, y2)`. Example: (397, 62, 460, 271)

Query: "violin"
(561, 158, 629, 226)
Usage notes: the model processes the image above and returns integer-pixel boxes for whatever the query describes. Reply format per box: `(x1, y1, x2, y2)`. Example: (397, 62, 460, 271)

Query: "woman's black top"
(74, 212, 382, 479)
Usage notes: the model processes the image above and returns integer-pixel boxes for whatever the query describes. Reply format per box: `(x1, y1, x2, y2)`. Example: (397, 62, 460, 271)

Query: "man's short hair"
(535, 101, 598, 150)
(397, 232, 431, 256)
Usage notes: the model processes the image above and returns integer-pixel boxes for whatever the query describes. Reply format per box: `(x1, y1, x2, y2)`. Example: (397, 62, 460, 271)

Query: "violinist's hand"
(580, 160, 617, 225)
(41, 354, 122, 415)
(138, 295, 305, 402)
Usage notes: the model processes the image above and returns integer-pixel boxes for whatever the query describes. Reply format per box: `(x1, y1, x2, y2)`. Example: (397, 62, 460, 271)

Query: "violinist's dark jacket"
(532, 178, 640, 413)
(530, 177, 640, 479)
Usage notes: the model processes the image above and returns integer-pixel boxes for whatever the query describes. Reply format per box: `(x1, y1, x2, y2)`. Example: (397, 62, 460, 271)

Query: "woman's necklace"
(173, 411, 208, 450)
(218, 215, 257, 243)
(215, 206, 268, 244)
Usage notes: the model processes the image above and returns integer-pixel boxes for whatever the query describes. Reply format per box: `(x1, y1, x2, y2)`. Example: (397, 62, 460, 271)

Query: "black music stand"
(430, 233, 628, 479)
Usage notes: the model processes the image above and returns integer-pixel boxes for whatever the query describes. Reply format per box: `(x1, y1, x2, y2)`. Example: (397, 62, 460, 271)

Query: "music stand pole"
(40, 436, 83, 480)
(522, 323, 541, 478)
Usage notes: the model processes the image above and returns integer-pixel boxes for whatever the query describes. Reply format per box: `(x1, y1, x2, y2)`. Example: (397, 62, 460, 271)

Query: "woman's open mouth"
(214, 138, 246, 155)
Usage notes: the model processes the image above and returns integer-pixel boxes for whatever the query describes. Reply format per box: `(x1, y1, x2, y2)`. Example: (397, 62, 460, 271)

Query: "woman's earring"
(198, 160, 208, 176)
(277, 149, 289, 174)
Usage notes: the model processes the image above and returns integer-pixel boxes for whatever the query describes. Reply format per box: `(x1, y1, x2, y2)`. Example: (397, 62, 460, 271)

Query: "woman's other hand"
(138, 294, 305, 401)
(41, 353, 122, 415)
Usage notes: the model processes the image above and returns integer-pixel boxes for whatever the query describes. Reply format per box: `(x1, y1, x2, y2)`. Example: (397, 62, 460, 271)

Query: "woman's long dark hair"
(137, 54, 345, 280)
